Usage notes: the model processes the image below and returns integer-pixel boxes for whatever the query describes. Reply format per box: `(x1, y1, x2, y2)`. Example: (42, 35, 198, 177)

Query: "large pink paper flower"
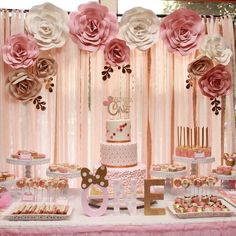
(69, 2, 119, 52)
(198, 64, 231, 98)
(104, 38, 130, 66)
(2, 33, 39, 69)
(160, 8, 204, 56)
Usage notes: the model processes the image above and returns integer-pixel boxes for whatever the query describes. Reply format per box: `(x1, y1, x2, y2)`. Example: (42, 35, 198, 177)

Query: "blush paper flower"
(2, 33, 39, 69)
(104, 38, 130, 66)
(119, 7, 160, 51)
(6, 70, 42, 102)
(198, 64, 232, 98)
(160, 8, 204, 56)
(69, 2, 119, 52)
(200, 35, 232, 65)
(188, 56, 214, 77)
(25, 2, 69, 50)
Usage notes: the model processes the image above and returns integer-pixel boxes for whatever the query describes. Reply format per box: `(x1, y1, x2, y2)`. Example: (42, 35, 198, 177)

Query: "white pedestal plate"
(174, 156, 215, 176)
(46, 169, 81, 179)
(6, 157, 50, 178)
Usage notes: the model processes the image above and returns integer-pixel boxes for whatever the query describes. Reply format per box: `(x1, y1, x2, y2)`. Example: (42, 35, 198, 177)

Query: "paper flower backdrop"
(187, 33, 232, 115)
(6, 70, 42, 102)
(198, 64, 232, 115)
(1, 1, 233, 113)
(119, 7, 160, 51)
(200, 35, 232, 65)
(102, 38, 132, 81)
(198, 64, 232, 99)
(25, 2, 69, 50)
(69, 2, 118, 52)
(2, 34, 39, 69)
(160, 8, 204, 56)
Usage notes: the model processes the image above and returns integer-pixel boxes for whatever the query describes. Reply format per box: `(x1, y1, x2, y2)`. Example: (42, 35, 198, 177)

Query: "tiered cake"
(100, 118, 146, 195)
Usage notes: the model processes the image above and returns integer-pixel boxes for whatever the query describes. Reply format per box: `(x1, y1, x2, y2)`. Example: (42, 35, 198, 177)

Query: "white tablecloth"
(0, 189, 236, 236)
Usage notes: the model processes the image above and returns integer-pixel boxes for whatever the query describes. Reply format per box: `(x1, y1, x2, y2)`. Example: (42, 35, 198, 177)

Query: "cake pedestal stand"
(173, 156, 215, 176)
(46, 169, 81, 179)
(6, 157, 50, 178)
(215, 174, 236, 189)
(151, 170, 187, 192)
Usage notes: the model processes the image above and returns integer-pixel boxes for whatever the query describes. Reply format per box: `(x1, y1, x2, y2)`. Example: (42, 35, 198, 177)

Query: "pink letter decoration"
(80, 165, 109, 217)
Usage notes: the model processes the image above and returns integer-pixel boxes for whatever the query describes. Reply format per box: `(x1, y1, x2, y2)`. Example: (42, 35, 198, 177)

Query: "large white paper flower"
(200, 35, 232, 65)
(119, 7, 160, 51)
(25, 2, 69, 50)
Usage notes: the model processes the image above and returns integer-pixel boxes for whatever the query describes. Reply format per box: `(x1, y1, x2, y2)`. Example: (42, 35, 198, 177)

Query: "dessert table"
(0, 189, 236, 236)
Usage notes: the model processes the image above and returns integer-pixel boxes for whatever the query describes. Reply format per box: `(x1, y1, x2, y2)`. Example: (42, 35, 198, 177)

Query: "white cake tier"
(101, 142, 137, 167)
(106, 119, 131, 142)
(92, 163, 146, 197)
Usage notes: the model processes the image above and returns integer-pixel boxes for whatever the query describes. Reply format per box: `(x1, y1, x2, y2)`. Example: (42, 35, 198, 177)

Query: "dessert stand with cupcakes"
(151, 164, 187, 192)
(213, 153, 236, 189)
(46, 163, 81, 179)
(174, 126, 215, 176)
(7, 151, 49, 178)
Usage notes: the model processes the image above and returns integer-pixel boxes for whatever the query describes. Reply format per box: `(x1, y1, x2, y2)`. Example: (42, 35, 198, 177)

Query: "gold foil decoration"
(144, 179, 165, 215)
(103, 96, 132, 117)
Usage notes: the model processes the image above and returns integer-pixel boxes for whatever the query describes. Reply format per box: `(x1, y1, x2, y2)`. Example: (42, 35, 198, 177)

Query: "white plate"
(168, 199, 234, 218)
(173, 156, 215, 164)
(46, 169, 81, 179)
(3, 202, 73, 221)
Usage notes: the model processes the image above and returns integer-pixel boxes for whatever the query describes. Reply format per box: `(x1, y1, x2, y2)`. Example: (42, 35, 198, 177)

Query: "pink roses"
(69, 2, 118, 52)
(160, 8, 204, 55)
(198, 64, 231, 98)
(2, 33, 39, 69)
(104, 39, 130, 66)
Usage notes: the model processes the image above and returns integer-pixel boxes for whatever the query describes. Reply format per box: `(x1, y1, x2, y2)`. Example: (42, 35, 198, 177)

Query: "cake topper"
(103, 96, 132, 117)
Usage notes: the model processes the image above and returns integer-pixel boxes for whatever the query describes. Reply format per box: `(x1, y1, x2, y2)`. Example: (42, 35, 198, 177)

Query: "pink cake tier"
(101, 142, 137, 167)
(93, 163, 146, 196)
(106, 119, 131, 142)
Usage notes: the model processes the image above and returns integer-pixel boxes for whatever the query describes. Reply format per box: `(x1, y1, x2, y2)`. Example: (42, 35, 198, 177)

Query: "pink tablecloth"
(1, 222, 236, 236)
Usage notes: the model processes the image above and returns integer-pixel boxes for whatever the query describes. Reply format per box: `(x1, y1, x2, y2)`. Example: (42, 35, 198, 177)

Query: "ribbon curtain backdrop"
(0, 10, 235, 178)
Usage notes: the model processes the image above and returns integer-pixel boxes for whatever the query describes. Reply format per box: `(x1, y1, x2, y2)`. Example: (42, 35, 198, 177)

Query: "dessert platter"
(7, 150, 49, 178)
(168, 195, 233, 218)
(3, 202, 72, 221)
(46, 163, 81, 178)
